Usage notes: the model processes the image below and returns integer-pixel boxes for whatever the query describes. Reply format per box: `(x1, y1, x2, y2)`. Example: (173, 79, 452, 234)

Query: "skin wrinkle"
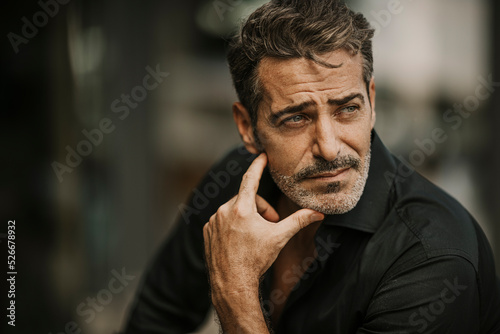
(270, 149, 371, 214)
(227, 1, 376, 129)
(268, 94, 367, 126)
(236, 49, 376, 215)
(262, 88, 356, 120)
(202, 3, 381, 332)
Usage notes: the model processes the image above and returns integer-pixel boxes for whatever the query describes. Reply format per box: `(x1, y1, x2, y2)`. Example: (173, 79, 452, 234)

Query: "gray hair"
(227, 0, 375, 127)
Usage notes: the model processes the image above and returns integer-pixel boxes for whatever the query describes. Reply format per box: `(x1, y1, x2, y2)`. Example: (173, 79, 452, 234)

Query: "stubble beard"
(269, 148, 371, 215)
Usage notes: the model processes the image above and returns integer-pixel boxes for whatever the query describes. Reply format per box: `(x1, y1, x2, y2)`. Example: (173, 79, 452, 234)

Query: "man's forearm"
(211, 287, 270, 334)
(203, 154, 323, 333)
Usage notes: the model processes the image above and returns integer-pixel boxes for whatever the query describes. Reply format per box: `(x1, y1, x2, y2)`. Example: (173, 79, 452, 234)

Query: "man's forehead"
(256, 50, 366, 110)
(257, 50, 364, 82)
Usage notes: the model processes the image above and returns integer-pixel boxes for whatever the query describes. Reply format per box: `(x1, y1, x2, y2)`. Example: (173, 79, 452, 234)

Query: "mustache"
(294, 155, 361, 181)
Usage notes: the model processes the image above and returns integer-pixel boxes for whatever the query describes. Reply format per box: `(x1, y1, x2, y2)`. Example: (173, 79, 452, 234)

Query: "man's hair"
(227, 0, 375, 127)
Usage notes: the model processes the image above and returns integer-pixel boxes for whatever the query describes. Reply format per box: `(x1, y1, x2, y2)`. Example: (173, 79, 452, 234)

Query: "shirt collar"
(321, 130, 396, 233)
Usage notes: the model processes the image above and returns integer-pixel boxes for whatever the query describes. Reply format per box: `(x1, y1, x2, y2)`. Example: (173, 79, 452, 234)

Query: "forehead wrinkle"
(267, 70, 354, 98)
(259, 58, 342, 88)
(261, 86, 362, 120)
(257, 52, 366, 119)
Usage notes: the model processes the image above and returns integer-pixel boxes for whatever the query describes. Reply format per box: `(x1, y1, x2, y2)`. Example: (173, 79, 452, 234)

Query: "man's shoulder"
(388, 163, 481, 270)
(364, 161, 500, 329)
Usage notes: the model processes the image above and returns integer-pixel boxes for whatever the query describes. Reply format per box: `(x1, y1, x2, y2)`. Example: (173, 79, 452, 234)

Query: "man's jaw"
(268, 150, 371, 215)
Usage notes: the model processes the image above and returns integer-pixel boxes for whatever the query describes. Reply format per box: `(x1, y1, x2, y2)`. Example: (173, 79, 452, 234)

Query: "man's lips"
(307, 167, 350, 179)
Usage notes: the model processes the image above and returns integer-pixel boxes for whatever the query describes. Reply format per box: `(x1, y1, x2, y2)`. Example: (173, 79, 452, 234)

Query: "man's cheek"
(270, 159, 296, 178)
(266, 158, 285, 176)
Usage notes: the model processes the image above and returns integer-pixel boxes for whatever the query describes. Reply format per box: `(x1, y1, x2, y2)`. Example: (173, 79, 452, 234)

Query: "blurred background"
(1, 0, 499, 333)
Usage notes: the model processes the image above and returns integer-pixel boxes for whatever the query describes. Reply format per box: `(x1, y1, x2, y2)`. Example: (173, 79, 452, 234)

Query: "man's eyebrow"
(269, 101, 315, 124)
(327, 93, 365, 106)
(268, 93, 365, 124)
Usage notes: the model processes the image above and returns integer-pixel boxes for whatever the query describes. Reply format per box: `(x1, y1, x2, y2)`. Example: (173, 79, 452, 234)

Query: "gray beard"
(269, 149, 371, 215)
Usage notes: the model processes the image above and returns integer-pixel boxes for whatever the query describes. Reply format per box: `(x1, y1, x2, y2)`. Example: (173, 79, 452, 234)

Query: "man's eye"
(284, 115, 305, 123)
(341, 106, 358, 113)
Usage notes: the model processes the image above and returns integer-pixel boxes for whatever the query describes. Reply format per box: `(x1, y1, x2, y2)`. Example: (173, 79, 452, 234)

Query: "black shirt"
(123, 131, 500, 333)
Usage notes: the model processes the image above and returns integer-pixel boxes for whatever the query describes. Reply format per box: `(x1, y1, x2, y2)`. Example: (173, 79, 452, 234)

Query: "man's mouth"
(308, 167, 350, 180)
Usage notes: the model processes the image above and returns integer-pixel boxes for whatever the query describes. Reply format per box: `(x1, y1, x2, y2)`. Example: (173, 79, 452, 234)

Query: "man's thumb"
(279, 209, 324, 238)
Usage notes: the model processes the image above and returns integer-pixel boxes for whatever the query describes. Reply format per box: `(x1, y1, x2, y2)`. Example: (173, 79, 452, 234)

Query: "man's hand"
(203, 153, 324, 333)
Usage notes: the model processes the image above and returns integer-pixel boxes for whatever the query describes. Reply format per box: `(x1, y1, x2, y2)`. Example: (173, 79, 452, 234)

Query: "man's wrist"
(211, 288, 269, 334)
(211, 281, 260, 308)
(210, 272, 260, 296)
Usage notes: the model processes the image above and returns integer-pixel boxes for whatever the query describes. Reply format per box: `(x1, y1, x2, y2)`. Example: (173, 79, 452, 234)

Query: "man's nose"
(311, 116, 340, 161)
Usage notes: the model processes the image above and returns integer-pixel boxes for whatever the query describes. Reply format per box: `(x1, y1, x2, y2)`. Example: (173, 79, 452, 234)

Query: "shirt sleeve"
(122, 214, 211, 334)
(356, 254, 480, 334)
(121, 147, 251, 333)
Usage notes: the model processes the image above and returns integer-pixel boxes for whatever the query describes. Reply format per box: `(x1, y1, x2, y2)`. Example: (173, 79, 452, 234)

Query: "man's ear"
(368, 77, 376, 129)
(232, 102, 260, 154)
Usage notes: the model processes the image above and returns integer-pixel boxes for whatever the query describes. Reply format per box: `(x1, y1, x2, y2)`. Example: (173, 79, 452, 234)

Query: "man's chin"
(271, 177, 365, 215)
(270, 149, 371, 215)
(306, 181, 345, 194)
(292, 191, 361, 215)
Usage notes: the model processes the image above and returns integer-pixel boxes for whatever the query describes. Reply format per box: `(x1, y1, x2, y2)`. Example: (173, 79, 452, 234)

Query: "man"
(124, 0, 500, 333)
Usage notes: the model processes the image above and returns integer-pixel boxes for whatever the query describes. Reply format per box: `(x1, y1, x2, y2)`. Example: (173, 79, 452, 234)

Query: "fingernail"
(312, 213, 323, 221)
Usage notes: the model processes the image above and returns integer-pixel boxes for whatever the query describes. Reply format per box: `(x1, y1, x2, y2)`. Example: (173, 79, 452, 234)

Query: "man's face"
(234, 49, 376, 214)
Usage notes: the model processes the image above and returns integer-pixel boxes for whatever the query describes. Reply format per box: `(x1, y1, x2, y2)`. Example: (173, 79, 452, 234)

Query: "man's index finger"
(237, 153, 267, 204)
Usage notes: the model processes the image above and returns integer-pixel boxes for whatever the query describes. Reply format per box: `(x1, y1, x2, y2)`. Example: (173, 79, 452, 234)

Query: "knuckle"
(241, 173, 253, 186)
(215, 206, 225, 218)
(242, 172, 250, 181)
(231, 203, 246, 217)
(203, 224, 209, 240)
(296, 215, 307, 230)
